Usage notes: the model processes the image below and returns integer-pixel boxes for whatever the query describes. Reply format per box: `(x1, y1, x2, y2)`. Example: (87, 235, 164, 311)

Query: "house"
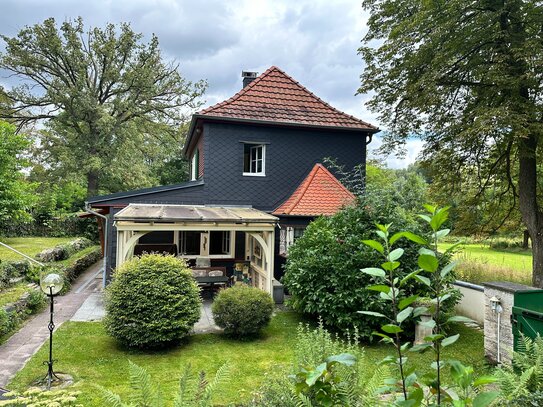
(85, 66, 379, 296)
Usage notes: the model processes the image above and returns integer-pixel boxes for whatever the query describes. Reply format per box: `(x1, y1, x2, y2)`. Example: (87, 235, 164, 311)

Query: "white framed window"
(190, 149, 199, 181)
(209, 231, 231, 255)
(179, 231, 234, 258)
(243, 143, 265, 176)
(286, 226, 305, 250)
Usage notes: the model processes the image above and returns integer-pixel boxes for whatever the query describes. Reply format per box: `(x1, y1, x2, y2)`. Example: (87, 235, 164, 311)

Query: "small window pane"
(180, 231, 201, 255)
(243, 143, 265, 174)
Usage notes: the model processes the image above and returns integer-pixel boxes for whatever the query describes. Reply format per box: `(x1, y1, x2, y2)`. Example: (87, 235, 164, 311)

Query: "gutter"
(84, 203, 108, 289)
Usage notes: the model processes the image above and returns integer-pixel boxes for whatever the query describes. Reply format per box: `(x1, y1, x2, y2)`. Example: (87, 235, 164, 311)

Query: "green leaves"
(390, 231, 428, 245)
(418, 254, 439, 273)
(362, 239, 384, 254)
(388, 248, 404, 261)
(441, 334, 460, 348)
(358, 311, 387, 318)
(414, 274, 431, 287)
(397, 306, 413, 323)
(361, 267, 386, 278)
(367, 285, 390, 293)
(399, 295, 419, 310)
(382, 324, 403, 334)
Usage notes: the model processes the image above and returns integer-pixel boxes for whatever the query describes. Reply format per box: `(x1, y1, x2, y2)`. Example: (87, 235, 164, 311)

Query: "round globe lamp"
(40, 272, 64, 389)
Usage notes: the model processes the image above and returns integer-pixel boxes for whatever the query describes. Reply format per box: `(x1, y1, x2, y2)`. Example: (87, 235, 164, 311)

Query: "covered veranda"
(113, 204, 278, 294)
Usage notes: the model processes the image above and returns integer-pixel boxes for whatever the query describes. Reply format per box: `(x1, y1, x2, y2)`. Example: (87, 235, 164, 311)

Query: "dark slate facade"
(201, 121, 367, 211)
(91, 119, 369, 278)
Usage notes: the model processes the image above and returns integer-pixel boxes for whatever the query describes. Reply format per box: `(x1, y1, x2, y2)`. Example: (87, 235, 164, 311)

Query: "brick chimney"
(242, 71, 258, 88)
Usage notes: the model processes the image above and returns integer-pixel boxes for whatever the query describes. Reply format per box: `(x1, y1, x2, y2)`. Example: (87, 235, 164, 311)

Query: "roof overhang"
(114, 204, 278, 231)
(183, 114, 380, 157)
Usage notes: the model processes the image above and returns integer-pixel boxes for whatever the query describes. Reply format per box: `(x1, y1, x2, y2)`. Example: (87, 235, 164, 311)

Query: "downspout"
(84, 203, 108, 289)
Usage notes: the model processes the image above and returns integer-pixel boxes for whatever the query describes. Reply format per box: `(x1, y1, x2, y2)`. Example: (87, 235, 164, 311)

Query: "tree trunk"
(87, 170, 99, 198)
(517, 135, 543, 287)
(523, 230, 530, 249)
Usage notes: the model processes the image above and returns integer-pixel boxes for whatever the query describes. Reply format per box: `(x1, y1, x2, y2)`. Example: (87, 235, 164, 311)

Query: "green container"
(511, 289, 543, 351)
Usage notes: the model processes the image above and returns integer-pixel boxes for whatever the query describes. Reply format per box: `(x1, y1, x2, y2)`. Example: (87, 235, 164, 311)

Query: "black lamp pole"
(43, 286, 60, 389)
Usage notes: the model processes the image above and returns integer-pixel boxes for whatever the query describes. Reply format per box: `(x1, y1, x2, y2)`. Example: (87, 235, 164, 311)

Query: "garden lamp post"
(39, 272, 64, 389)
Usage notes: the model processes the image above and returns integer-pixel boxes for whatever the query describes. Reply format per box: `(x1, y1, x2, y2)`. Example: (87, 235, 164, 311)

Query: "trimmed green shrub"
(282, 203, 458, 339)
(104, 254, 201, 348)
(211, 284, 274, 338)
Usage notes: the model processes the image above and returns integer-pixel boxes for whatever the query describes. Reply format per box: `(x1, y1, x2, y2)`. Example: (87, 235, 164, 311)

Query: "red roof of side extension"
(273, 164, 357, 216)
(199, 66, 378, 130)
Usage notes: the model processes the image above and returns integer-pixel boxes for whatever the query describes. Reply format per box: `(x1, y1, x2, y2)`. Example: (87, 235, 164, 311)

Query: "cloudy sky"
(0, 0, 422, 168)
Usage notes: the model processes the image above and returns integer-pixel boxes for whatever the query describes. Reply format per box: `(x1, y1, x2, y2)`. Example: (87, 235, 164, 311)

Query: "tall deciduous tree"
(0, 18, 206, 197)
(360, 0, 543, 286)
(0, 121, 35, 230)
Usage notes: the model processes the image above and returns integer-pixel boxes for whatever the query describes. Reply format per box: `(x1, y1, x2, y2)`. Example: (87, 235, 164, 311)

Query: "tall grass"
(455, 257, 532, 286)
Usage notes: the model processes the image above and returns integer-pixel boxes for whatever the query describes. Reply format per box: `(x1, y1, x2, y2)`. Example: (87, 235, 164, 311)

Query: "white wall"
(453, 282, 485, 325)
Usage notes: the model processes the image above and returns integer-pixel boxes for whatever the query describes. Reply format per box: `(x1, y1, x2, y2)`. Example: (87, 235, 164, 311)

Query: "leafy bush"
(104, 254, 201, 348)
(282, 203, 456, 338)
(211, 284, 275, 338)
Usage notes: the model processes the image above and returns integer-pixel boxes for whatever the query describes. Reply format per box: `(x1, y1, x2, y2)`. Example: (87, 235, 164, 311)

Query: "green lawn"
(439, 242, 533, 285)
(57, 245, 100, 266)
(8, 312, 487, 406)
(0, 237, 74, 261)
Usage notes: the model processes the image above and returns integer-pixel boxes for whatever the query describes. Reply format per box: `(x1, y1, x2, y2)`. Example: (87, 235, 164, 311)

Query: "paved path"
(0, 261, 103, 388)
(194, 300, 221, 333)
(72, 292, 220, 333)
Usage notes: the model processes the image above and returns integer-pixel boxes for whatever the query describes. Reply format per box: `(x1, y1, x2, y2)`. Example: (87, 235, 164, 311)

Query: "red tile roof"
(199, 66, 378, 130)
(273, 164, 357, 216)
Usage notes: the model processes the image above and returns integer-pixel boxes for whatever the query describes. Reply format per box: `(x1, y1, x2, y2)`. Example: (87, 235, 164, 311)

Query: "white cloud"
(369, 136, 425, 169)
(1, 0, 422, 168)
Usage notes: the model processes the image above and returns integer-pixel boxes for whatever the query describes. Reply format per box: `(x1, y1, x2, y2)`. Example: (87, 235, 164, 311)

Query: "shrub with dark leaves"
(282, 203, 457, 339)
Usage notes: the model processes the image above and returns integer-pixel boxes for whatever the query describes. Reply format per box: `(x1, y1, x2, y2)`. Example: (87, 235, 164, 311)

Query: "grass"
(0, 282, 29, 308)
(9, 312, 486, 406)
(57, 245, 100, 267)
(439, 242, 533, 285)
(0, 237, 74, 261)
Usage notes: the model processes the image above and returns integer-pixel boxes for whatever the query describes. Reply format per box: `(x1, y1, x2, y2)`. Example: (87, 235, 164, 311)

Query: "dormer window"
(190, 149, 200, 181)
(243, 143, 265, 176)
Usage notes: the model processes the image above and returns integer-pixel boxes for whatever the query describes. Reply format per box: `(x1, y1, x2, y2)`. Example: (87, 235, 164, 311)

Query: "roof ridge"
(317, 164, 356, 198)
(199, 66, 378, 130)
(273, 68, 378, 129)
(272, 163, 356, 216)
